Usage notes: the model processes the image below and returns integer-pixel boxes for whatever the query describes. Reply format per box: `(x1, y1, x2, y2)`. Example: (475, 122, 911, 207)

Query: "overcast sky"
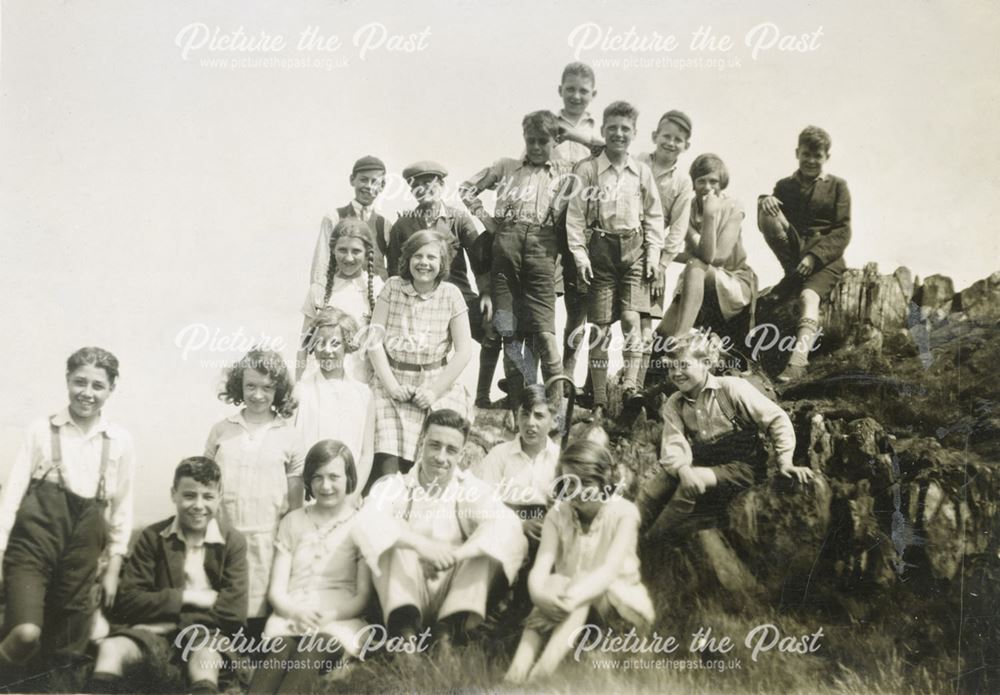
(2, 0, 998, 521)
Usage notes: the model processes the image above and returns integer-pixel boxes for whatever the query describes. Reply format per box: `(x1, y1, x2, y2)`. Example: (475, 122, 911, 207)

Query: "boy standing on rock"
(636, 329, 813, 539)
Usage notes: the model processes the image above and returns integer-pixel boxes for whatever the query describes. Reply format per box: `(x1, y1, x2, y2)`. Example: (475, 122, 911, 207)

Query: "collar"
(399, 279, 440, 298)
(332, 272, 368, 288)
(639, 151, 678, 176)
(51, 407, 119, 438)
(226, 410, 288, 429)
(516, 435, 560, 461)
(161, 516, 225, 546)
(558, 110, 594, 129)
(519, 156, 554, 170)
(597, 151, 638, 176)
(350, 200, 372, 218)
(404, 462, 466, 495)
(680, 373, 721, 403)
(794, 170, 829, 184)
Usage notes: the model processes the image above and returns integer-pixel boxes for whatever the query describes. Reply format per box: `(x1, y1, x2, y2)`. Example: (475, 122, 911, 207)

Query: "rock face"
(470, 265, 1000, 691)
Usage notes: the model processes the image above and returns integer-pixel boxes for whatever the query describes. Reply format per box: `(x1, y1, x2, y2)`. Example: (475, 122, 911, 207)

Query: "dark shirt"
(771, 171, 851, 267)
(387, 203, 488, 302)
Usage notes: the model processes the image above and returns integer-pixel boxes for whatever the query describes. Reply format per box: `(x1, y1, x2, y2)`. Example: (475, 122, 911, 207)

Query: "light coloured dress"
(526, 496, 654, 632)
(262, 507, 367, 657)
(204, 412, 304, 618)
(293, 373, 375, 495)
(372, 277, 472, 461)
(673, 195, 757, 320)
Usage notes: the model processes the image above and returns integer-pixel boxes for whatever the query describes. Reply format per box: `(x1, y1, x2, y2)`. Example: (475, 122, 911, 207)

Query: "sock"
(622, 350, 642, 391)
(590, 338, 609, 407)
(477, 342, 502, 402)
(788, 317, 819, 367)
(87, 672, 125, 694)
(189, 678, 219, 695)
(636, 348, 651, 389)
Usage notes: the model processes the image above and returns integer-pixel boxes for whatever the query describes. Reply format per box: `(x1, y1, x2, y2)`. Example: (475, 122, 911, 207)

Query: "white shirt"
(472, 436, 561, 506)
(0, 408, 136, 556)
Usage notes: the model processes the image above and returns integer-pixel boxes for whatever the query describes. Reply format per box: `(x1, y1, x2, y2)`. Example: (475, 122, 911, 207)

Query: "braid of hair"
(323, 224, 339, 306)
(366, 249, 375, 319)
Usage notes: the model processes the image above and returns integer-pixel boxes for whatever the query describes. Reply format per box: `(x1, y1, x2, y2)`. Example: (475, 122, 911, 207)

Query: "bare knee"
(685, 258, 708, 275)
(799, 289, 821, 316)
(7, 624, 42, 649)
(621, 311, 640, 335)
(758, 209, 790, 235)
(2, 624, 42, 663)
(94, 636, 142, 675)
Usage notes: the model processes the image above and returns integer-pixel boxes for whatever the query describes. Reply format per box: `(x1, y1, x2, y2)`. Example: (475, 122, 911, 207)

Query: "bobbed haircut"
(556, 439, 616, 501)
(303, 439, 358, 500)
(398, 229, 453, 285)
(689, 153, 730, 190)
(219, 348, 297, 419)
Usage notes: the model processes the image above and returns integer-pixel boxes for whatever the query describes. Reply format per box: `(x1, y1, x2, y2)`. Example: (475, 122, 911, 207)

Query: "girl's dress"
(673, 195, 757, 320)
(302, 272, 385, 383)
(372, 277, 472, 461)
(205, 412, 304, 618)
(262, 507, 367, 657)
(0, 409, 135, 663)
(525, 495, 654, 633)
(293, 372, 375, 493)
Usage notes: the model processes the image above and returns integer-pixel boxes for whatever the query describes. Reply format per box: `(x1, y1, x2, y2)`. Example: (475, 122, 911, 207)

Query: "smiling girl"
(205, 349, 304, 632)
(657, 153, 757, 338)
(297, 218, 384, 381)
(249, 440, 370, 694)
(0, 347, 135, 689)
(364, 229, 474, 495)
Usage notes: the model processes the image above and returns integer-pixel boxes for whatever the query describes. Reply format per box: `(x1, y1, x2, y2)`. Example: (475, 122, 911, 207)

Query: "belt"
(387, 355, 447, 372)
(588, 226, 641, 238)
(498, 220, 554, 232)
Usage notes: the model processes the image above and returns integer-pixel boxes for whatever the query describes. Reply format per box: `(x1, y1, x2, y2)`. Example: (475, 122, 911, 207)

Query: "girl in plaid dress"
(364, 230, 474, 495)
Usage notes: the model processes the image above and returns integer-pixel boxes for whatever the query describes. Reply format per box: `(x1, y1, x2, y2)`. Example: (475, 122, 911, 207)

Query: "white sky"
(2, 0, 999, 522)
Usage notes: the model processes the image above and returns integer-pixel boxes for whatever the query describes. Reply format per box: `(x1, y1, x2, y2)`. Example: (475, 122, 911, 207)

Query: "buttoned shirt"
(565, 152, 665, 271)
(460, 158, 575, 226)
(636, 152, 693, 260)
(659, 375, 795, 471)
(0, 408, 135, 556)
(471, 436, 561, 506)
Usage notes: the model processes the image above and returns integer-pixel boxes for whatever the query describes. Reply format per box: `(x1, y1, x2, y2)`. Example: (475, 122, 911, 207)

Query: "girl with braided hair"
(297, 217, 384, 382)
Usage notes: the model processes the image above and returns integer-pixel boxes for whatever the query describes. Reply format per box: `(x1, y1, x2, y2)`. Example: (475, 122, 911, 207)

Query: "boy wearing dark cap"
(388, 162, 502, 409)
(757, 126, 851, 382)
(633, 110, 695, 399)
(307, 155, 390, 305)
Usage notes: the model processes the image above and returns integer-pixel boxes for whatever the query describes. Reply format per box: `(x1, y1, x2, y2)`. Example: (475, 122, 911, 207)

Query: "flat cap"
(658, 110, 692, 137)
(402, 160, 448, 183)
(352, 155, 386, 175)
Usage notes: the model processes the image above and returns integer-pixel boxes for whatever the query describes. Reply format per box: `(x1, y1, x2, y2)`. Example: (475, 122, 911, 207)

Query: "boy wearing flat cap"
(388, 162, 502, 409)
(307, 154, 391, 297)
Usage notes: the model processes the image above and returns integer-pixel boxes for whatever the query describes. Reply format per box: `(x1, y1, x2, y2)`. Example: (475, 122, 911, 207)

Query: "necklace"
(305, 506, 354, 560)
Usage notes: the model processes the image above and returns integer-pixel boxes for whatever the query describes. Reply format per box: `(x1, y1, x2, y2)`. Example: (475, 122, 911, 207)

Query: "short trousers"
(491, 223, 558, 335)
(587, 231, 646, 325)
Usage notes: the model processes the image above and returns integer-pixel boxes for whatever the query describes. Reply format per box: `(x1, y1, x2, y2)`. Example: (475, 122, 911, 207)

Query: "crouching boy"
(636, 330, 813, 539)
(88, 457, 247, 695)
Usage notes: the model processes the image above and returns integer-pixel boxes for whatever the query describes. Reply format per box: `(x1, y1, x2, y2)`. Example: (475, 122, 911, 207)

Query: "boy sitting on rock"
(636, 329, 813, 539)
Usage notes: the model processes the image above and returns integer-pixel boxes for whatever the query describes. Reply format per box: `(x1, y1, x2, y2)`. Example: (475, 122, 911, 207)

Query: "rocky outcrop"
(467, 265, 1000, 691)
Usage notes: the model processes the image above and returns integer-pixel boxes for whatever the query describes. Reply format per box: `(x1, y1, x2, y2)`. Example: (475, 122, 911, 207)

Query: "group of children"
(0, 58, 849, 693)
